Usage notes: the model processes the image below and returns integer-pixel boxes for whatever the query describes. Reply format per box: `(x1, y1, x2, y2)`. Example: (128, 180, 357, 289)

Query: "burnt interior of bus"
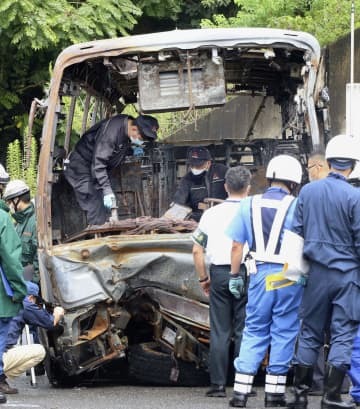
(46, 43, 319, 242)
(34, 34, 328, 387)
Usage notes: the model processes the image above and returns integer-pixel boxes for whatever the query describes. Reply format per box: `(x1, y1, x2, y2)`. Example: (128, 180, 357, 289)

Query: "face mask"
(130, 137, 144, 146)
(8, 203, 15, 214)
(191, 168, 206, 176)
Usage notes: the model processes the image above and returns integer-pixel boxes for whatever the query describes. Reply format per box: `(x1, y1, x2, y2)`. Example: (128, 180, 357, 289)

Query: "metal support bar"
(24, 324, 37, 388)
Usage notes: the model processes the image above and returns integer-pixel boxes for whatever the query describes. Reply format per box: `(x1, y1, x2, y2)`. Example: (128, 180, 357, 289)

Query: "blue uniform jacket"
(226, 187, 297, 252)
(6, 297, 54, 348)
(292, 172, 360, 272)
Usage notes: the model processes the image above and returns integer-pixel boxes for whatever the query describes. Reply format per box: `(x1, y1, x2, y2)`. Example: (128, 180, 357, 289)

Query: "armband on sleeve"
(191, 228, 208, 248)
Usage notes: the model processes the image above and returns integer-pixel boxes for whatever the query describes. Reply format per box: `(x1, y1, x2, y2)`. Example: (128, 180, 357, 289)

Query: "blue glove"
(229, 274, 245, 299)
(132, 146, 144, 157)
(297, 274, 308, 287)
(103, 193, 116, 210)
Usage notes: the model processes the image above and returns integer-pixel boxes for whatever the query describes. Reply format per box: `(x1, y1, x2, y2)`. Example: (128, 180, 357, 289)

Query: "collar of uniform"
(266, 186, 289, 195)
(13, 202, 34, 224)
(328, 171, 348, 181)
(225, 198, 243, 203)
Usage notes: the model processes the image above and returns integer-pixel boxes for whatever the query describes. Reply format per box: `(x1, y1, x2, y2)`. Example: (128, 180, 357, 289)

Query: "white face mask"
(130, 137, 144, 146)
(191, 168, 206, 176)
(8, 202, 15, 214)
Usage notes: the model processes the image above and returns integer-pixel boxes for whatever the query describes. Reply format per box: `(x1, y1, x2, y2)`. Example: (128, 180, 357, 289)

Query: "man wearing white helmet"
(226, 155, 304, 408)
(287, 135, 360, 409)
(345, 163, 360, 407)
(3, 180, 39, 283)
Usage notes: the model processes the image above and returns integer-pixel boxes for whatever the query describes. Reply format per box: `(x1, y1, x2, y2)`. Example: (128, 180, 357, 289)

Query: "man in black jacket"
(64, 114, 159, 225)
(173, 147, 228, 222)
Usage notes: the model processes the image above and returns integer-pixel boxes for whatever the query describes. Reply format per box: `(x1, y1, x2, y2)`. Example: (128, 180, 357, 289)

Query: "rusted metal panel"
(138, 55, 226, 112)
(43, 233, 204, 310)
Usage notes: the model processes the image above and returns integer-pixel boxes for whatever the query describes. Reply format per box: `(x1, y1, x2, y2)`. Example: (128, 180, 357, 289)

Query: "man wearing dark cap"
(172, 146, 228, 222)
(64, 114, 159, 225)
(1, 281, 64, 395)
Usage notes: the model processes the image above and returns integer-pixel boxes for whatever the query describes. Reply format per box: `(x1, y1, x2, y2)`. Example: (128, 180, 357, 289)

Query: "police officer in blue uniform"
(348, 165, 360, 407)
(6, 281, 64, 350)
(287, 135, 360, 409)
(226, 155, 304, 408)
(349, 327, 360, 407)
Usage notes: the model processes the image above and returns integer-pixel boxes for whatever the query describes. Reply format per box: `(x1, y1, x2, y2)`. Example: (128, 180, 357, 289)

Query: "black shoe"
(355, 403, 360, 407)
(321, 365, 355, 409)
(287, 365, 313, 408)
(206, 384, 226, 397)
(229, 392, 247, 407)
(35, 363, 45, 376)
(0, 380, 18, 394)
(308, 389, 324, 396)
(265, 392, 287, 407)
(0, 392, 6, 404)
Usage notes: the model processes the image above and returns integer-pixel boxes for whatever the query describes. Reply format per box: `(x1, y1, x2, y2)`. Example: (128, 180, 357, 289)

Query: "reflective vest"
(250, 194, 295, 264)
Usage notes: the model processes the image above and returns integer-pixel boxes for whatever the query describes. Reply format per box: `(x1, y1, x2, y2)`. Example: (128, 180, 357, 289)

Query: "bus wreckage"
(33, 28, 327, 386)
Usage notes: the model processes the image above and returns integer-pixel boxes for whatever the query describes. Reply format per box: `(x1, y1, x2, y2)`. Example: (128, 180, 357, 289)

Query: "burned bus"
(33, 28, 326, 385)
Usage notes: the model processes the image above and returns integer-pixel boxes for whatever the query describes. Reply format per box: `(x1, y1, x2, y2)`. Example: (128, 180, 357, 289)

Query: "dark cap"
(187, 147, 212, 166)
(134, 115, 159, 140)
(26, 281, 39, 296)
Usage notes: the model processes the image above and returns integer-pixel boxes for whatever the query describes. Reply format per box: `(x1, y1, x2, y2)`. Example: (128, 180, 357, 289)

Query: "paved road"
(3, 375, 326, 409)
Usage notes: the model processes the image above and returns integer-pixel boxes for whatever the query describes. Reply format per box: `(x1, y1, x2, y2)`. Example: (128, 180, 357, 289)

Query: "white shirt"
(192, 199, 246, 265)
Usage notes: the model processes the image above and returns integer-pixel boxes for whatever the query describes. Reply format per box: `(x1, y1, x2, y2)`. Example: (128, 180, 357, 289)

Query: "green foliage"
(23, 137, 38, 196)
(0, 0, 143, 151)
(6, 129, 38, 196)
(134, 0, 182, 19)
(171, 0, 237, 29)
(201, 0, 360, 46)
(6, 140, 23, 181)
(0, 0, 142, 51)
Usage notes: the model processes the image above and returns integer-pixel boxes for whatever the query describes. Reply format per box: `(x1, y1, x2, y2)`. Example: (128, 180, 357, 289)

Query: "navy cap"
(187, 147, 212, 166)
(26, 281, 39, 296)
(134, 115, 159, 140)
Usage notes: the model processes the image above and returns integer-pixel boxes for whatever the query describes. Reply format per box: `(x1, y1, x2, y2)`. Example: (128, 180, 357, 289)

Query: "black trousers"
(209, 264, 247, 385)
(64, 151, 108, 225)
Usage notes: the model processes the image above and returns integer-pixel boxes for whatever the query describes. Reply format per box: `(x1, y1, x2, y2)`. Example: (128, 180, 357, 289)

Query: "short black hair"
(308, 146, 326, 161)
(19, 192, 31, 203)
(225, 166, 251, 193)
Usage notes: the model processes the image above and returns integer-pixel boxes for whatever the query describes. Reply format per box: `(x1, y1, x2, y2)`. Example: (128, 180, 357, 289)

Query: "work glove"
(296, 274, 308, 287)
(229, 274, 245, 299)
(103, 193, 116, 210)
(132, 146, 144, 157)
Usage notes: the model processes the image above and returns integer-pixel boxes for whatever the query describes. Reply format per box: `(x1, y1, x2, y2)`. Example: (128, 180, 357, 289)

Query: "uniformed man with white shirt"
(192, 166, 251, 398)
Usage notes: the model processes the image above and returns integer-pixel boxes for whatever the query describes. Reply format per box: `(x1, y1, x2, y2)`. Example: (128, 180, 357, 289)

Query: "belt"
(210, 264, 231, 268)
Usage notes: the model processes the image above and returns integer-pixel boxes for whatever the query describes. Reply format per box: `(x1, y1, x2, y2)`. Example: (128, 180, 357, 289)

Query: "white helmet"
(325, 134, 360, 161)
(0, 164, 9, 184)
(266, 155, 302, 184)
(349, 162, 360, 180)
(3, 180, 30, 201)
